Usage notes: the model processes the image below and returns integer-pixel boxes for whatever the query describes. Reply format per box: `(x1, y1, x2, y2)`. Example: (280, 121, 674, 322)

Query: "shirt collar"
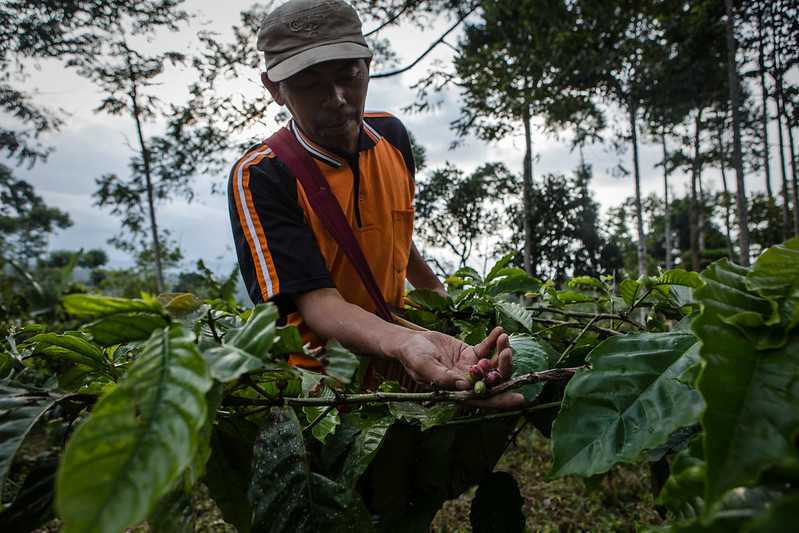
(289, 118, 380, 168)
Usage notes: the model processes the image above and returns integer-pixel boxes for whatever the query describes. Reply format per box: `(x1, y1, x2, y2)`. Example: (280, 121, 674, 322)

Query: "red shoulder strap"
(266, 127, 395, 324)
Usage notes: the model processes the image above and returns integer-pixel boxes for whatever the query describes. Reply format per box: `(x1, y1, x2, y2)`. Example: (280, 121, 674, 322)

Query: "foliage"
(1, 0, 196, 166)
(1, 240, 795, 531)
(0, 251, 88, 340)
(414, 162, 518, 267)
(0, 165, 72, 267)
(497, 164, 615, 281)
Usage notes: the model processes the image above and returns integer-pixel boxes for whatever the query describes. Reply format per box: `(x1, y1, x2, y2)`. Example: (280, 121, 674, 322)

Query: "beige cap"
(257, 0, 372, 82)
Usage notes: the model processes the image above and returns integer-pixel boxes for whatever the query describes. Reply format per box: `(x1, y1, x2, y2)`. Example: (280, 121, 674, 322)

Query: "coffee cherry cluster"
(468, 358, 505, 396)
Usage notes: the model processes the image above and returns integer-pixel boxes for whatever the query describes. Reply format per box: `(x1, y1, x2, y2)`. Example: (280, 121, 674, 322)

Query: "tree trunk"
(774, 78, 792, 242)
(690, 111, 702, 272)
(716, 114, 735, 260)
(630, 103, 647, 277)
(725, 0, 750, 267)
(788, 116, 799, 237)
(522, 105, 536, 278)
(661, 130, 673, 270)
(130, 83, 165, 294)
(757, 4, 773, 200)
(698, 172, 705, 255)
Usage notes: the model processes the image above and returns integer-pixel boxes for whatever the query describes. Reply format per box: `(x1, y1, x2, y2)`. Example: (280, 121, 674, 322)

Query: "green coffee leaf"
(405, 288, 450, 311)
(693, 252, 799, 512)
(204, 419, 259, 533)
(248, 407, 373, 532)
(620, 279, 643, 307)
(28, 332, 114, 378)
(303, 387, 340, 443)
(508, 334, 551, 403)
(319, 339, 360, 386)
(495, 300, 532, 333)
(0, 458, 58, 532)
(222, 303, 279, 356)
(487, 271, 541, 297)
(335, 415, 394, 488)
(659, 268, 702, 288)
(388, 401, 458, 431)
(61, 293, 160, 317)
(0, 384, 61, 497)
(83, 314, 169, 346)
(569, 275, 607, 291)
(548, 331, 702, 480)
(484, 251, 517, 282)
(56, 324, 213, 533)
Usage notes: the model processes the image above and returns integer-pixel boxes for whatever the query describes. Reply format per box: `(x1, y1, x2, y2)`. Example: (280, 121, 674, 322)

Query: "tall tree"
(725, 0, 752, 265)
(647, 0, 730, 271)
(572, 0, 668, 277)
(451, 0, 597, 277)
(1, 0, 189, 167)
(753, 1, 774, 199)
(786, 85, 799, 235)
(511, 165, 608, 282)
(64, 1, 190, 294)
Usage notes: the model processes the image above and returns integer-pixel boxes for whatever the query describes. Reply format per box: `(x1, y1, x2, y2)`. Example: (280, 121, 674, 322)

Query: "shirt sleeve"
(228, 144, 335, 314)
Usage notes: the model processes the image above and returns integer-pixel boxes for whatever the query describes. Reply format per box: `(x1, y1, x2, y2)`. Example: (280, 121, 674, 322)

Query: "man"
(228, 0, 522, 408)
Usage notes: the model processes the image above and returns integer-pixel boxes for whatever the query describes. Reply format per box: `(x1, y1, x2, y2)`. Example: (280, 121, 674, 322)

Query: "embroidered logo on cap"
(288, 14, 326, 35)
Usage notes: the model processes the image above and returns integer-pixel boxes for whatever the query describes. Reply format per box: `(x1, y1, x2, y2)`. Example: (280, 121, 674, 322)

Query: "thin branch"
(302, 405, 337, 434)
(206, 309, 222, 343)
(363, 5, 411, 37)
(531, 316, 624, 337)
(221, 366, 584, 408)
(532, 307, 646, 330)
(443, 401, 563, 427)
(240, 374, 271, 398)
(554, 315, 598, 367)
(370, 6, 476, 79)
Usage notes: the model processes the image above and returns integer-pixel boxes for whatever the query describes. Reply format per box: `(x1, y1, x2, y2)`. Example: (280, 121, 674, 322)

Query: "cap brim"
(267, 42, 372, 82)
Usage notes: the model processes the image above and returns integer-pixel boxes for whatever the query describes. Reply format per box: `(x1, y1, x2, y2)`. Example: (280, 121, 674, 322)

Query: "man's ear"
(261, 72, 284, 105)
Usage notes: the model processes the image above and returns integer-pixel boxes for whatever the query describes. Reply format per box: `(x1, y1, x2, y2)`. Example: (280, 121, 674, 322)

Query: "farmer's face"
(263, 59, 370, 152)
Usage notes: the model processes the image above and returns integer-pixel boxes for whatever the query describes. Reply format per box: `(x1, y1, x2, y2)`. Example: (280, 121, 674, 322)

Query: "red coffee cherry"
(477, 358, 493, 374)
(484, 370, 503, 387)
(469, 364, 485, 382)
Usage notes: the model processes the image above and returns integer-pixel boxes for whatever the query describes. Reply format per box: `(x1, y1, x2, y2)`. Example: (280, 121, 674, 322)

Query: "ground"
(430, 426, 664, 532)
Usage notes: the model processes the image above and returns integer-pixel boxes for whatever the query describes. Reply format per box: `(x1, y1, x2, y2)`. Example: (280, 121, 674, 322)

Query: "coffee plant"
(1, 238, 797, 532)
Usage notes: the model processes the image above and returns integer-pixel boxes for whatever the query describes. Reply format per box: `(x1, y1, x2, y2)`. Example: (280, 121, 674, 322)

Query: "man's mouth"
(321, 113, 358, 132)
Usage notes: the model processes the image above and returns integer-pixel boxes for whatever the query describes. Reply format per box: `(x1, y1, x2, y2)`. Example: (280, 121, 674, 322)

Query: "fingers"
(473, 326, 503, 359)
(477, 326, 513, 381)
(493, 332, 514, 380)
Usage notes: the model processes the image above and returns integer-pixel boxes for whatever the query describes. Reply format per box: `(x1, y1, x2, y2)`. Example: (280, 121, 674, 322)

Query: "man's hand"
(395, 326, 524, 408)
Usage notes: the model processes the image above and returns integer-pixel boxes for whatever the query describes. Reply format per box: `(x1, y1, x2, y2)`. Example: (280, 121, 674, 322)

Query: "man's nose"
(322, 83, 346, 108)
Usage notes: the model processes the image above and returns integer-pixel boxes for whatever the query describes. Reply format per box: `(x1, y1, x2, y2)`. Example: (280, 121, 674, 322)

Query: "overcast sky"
(6, 0, 769, 279)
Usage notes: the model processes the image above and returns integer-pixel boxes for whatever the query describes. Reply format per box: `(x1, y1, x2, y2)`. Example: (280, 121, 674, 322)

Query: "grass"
(430, 425, 665, 532)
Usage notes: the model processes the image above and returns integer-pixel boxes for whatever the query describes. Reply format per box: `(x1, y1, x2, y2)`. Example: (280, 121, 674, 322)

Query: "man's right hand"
(393, 326, 525, 409)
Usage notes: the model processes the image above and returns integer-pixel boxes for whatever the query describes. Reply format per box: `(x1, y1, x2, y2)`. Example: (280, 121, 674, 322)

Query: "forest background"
(2, 2, 798, 532)
(1, 0, 797, 305)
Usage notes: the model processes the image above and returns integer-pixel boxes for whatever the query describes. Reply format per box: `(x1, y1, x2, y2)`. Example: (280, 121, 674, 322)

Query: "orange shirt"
(229, 112, 416, 367)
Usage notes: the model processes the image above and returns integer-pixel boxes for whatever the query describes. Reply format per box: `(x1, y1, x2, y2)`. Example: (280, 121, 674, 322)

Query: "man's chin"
(318, 122, 360, 150)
